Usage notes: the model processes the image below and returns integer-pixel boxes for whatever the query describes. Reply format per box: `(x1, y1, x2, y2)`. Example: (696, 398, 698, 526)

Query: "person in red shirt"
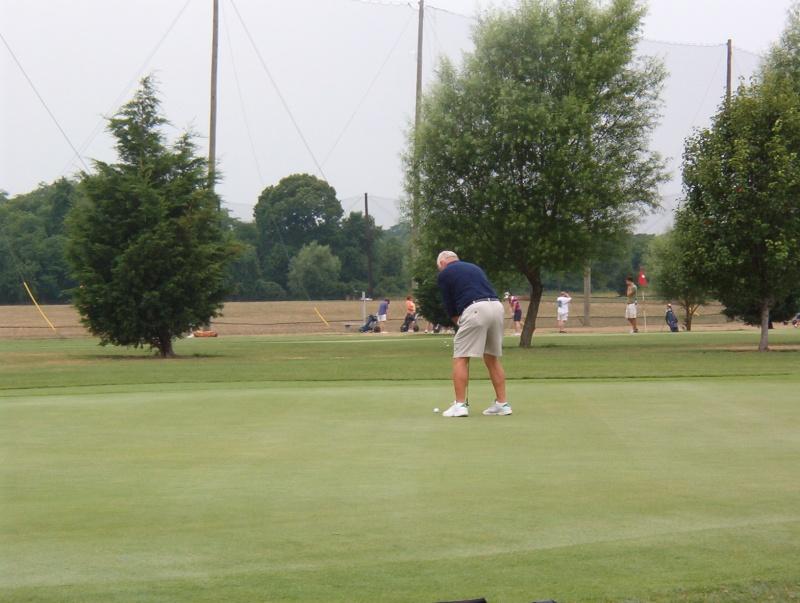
(504, 292, 522, 335)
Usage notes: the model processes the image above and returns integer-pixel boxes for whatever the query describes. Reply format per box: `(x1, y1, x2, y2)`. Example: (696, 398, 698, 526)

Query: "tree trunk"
(156, 334, 176, 358)
(759, 300, 770, 352)
(519, 267, 543, 348)
(682, 299, 692, 331)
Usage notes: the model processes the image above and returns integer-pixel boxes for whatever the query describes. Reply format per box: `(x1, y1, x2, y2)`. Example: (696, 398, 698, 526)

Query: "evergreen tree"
(67, 77, 235, 357)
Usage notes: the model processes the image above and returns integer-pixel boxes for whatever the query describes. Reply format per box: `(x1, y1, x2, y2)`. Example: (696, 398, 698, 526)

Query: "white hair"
(436, 250, 459, 268)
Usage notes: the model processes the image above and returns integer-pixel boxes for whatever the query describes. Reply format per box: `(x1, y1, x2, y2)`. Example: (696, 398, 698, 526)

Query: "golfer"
(505, 291, 523, 335)
(377, 298, 390, 332)
(556, 291, 572, 333)
(625, 276, 639, 333)
(436, 250, 511, 417)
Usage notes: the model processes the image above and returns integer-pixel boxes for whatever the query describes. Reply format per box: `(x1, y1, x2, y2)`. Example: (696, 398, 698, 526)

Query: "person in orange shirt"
(401, 296, 418, 333)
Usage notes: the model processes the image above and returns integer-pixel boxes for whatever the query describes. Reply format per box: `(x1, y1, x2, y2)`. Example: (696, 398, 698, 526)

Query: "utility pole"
(208, 0, 219, 193)
(364, 193, 374, 298)
(410, 0, 424, 283)
(726, 38, 733, 103)
(414, 0, 424, 132)
(583, 264, 591, 327)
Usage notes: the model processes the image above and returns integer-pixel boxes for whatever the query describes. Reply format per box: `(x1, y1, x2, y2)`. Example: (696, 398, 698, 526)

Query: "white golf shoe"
(442, 401, 469, 417)
(482, 401, 512, 416)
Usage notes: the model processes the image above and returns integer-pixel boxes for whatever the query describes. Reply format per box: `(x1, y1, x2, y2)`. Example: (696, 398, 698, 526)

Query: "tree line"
(0, 175, 412, 306)
(0, 176, 654, 306)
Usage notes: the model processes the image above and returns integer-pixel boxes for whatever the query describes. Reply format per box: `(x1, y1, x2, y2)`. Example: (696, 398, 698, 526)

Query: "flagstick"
(642, 287, 647, 332)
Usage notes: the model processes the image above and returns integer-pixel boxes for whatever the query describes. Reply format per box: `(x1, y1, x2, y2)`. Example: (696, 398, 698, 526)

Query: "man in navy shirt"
(436, 250, 512, 417)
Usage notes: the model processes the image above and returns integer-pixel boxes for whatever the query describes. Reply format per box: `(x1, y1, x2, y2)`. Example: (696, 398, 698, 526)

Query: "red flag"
(638, 269, 648, 287)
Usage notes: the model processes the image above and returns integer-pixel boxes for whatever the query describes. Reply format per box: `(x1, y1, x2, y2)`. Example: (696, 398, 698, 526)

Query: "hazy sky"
(1, 0, 795, 231)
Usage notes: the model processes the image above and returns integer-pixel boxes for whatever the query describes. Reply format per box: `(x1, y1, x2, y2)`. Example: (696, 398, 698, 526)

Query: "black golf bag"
(400, 312, 419, 333)
(359, 314, 380, 333)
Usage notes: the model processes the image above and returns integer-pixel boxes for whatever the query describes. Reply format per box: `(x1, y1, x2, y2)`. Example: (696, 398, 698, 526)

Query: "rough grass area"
(1, 332, 799, 602)
(1, 330, 798, 391)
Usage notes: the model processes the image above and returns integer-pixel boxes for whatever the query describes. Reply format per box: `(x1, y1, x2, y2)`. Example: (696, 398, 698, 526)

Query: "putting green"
(1, 332, 799, 602)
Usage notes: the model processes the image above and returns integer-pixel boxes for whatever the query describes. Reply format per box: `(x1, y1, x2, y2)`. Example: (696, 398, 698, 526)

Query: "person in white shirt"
(556, 291, 572, 333)
(625, 276, 639, 333)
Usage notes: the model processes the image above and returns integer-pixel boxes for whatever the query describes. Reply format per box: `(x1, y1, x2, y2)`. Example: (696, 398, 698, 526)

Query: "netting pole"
(23, 281, 57, 333)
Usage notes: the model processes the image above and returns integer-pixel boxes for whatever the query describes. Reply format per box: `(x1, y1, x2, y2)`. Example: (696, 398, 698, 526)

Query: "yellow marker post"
(313, 307, 330, 328)
(23, 281, 57, 333)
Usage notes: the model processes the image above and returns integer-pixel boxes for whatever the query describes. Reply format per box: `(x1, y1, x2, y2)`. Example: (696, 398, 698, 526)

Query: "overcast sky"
(1, 0, 795, 231)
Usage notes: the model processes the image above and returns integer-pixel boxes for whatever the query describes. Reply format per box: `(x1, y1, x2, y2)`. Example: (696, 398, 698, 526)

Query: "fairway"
(2, 331, 799, 602)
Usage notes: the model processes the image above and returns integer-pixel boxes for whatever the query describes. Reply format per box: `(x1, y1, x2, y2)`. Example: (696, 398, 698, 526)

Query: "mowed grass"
(1, 331, 799, 602)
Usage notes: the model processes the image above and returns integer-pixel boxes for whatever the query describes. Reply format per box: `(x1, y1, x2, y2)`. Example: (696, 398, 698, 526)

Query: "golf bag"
(400, 312, 419, 333)
(359, 314, 380, 333)
(665, 308, 679, 332)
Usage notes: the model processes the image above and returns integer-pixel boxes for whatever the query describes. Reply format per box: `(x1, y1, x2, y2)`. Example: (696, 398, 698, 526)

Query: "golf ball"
(433, 407, 440, 413)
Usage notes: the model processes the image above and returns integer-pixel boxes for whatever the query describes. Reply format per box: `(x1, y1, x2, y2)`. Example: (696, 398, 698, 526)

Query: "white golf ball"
(433, 407, 440, 413)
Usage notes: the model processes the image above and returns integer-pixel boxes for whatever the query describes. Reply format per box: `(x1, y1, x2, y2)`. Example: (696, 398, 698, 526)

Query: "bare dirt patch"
(0, 298, 737, 339)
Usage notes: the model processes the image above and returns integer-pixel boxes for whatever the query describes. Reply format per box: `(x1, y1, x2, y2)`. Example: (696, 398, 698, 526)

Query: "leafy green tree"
(375, 222, 411, 296)
(721, 291, 799, 327)
(223, 241, 264, 300)
(287, 242, 343, 299)
(67, 77, 235, 357)
(677, 8, 800, 351)
(587, 233, 634, 293)
(334, 211, 381, 296)
(220, 214, 268, 301)
(765, 3, 800, 81)
(647, 230, 710, 330)
(411, 256, 453, 328)
(254, 174, 343, 288)
(227, 215, 259, 247)
(258, 281, 287, 301)
(408, 0, 665, 346)
(0, 179, 79, 304)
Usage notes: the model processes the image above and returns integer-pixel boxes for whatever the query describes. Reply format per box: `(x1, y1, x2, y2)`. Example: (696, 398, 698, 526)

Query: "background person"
(405, 295, 416, 317)
(556, 291, 572, 333)
(377, 298, 390, 332)
(401, 296, 418, 332)
(625, 276, 639, 333)
(436, 250, 512, 418)
(505, 291, 523, 335)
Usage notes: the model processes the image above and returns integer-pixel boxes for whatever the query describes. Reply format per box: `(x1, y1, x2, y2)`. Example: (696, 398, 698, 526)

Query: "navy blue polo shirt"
(437, 260, 498, 317)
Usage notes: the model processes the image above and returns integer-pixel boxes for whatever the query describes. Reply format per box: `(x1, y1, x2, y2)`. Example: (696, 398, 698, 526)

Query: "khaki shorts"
(625, 303, 637, 319)
(453, 300, 504, 358)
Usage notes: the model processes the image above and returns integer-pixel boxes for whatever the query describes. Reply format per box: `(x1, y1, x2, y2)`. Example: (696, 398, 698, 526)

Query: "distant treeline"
(0, 176, 653, 304)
